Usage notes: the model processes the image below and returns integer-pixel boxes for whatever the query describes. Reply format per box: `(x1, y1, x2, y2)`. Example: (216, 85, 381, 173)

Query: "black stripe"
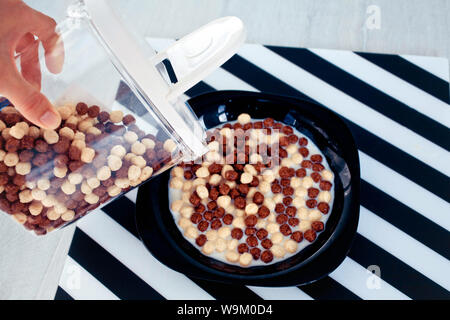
(348, 234, 450, 300)
(186, 82, 215, 99)
(267, 46, 450, 151)
(356, 52, 450, 104)
(361, 180, 450, 260)
(220, 55, 450, 203)
(54, 287, 73, 300)
(299, 277, 361, 300)
(69, 228, 165, 300)
(102, 197, 262, 300)
(193, 279, 262, 300)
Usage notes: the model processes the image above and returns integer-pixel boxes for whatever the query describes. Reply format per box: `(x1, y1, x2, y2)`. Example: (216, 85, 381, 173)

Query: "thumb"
(2, 67, 61, 129)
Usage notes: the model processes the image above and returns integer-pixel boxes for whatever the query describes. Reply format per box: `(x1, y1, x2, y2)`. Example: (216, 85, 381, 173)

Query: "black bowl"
(136, 91, 360, 286)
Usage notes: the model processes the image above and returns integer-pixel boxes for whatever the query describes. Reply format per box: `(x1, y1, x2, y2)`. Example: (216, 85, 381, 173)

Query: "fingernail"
(40, 111, 59, 128)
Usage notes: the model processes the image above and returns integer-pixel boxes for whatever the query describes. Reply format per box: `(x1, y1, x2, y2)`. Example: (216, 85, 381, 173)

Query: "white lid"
(79, 0, 246, 159)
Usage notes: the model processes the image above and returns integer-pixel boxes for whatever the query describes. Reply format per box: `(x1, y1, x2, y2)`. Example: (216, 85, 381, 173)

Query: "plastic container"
(0, 0, 245, 235)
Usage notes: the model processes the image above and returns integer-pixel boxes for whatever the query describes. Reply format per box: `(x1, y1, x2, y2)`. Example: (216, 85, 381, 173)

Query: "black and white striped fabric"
(55, 38, 450, 300)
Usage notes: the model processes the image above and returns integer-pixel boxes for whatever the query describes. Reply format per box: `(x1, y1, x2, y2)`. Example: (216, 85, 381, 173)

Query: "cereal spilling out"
(0, 103, 178, 235)
(169, 114, 334, 267)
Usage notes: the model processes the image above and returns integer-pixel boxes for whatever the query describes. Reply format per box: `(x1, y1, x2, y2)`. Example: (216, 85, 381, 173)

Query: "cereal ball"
(284, 239, 298, 253)
(202, 240, 215, 255)
(37, 178, 50, 191)
(43, 130, 59, 144)
(245, 203, 258, 215)
(68, 172, 83, 185)
(97, 166, 112, 181)
(85, 193, 100, 205)
(13, 213, 27, 225)
(54, 166, 68, 178)
(10, 125, 27, 139)
(209, 174, 221, 186)
(107, 185, 122, 197)
(302, 176, 314, 189)
(298, 220, 311, 232)
(71, 140, 86, 152)
(29, 201, 43, 216)
(110, 145, 126, 159)
(318, 191, 332, 203)
(295, 187, 307, 198)
(163, 139, 177, 153)
(131, 156, 146, 169)
(271, 232, 283, 244)
(115, 178, 130, 189)
(107, 155, 122, 172)
(57, 105, 73, 120)
(239, 252, 252, 266)
(61, 210, 76, 222)
(322, 169, 334, 181)
(217, 195, 231, 208)
(76, 102, 88, 115)
(109, 110, 123, 123)
(4, 153, 19, 167)
(131, 142, 146, 156)
(237, 113, 251, 125)
(308, 210, 322, 221)
(227, 239, 239, 250)
(271, 245, 286, 258)
(31, 188, 46, 201)
(81, 181, 92, 195)
(218, 226, 231, 238)
(196, 185, 209, 199)
(240, 172, 253, 184)
(15, 162, 31, 175)
(2, 128, 11, 140)
(81, 148, 95, 163)
(61, 181, 76, 195)
(87, 177, 101, 189)
(195, 167, 209, 179)
(19, 189, 33, 203)
(86, 127, 102, 136)
(123, 114, 136, 126)
(215, 238, 227, 252)
(41, 195, 56, 207)
(128, 165, 141, 181)
(267, 223, 279, 234)
(140, 167, 153, 181)
(225, 250, 239, 263)
(292, 197, 305, 208)
(184, 226, 198, 240)
(124, 131, 138, 144)
(142, 138, 155, 149)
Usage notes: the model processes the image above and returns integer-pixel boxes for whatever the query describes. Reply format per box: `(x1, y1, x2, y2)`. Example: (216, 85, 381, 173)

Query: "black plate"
(136, 91, 360, 286)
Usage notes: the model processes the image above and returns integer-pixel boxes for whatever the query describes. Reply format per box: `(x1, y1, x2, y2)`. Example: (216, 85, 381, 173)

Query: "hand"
(0, 0, 64, 129)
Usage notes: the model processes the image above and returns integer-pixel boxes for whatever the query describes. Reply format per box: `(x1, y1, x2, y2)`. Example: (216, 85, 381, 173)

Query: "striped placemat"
(55, 38, 450, 300)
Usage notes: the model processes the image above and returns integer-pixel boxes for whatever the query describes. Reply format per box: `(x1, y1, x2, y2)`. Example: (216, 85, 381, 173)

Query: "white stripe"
(359, 152, 450, 231)
(358, 207, 450, 291)
(59, 256, 119, 300)
(77, 210, 214, 300)
(200, 68, 450, 230)
(309, 49, 450, 128)
(247, 286, 313, 300)
(401, 54, 450, 82)
(329, 257, 410, 300)
(237, 45, 450, 177)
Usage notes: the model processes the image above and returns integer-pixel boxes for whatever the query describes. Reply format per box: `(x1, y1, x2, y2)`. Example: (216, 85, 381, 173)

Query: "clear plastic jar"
(0, 0, 245, 235)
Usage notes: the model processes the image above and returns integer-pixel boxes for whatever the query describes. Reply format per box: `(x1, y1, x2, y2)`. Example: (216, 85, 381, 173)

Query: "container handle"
(149, 17, 246, 102)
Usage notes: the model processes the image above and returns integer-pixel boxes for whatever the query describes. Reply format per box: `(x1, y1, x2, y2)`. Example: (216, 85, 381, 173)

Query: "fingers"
(2, 64, 61, 129)
(17, 33, 42, 90)
(28, 7, 65, 74)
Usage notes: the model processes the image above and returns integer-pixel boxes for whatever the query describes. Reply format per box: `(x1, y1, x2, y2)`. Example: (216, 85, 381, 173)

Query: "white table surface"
(0, 0, 449, 300)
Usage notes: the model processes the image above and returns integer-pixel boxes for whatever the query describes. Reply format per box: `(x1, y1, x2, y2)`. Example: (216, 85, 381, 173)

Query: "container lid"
(76, 0, 246, 160)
